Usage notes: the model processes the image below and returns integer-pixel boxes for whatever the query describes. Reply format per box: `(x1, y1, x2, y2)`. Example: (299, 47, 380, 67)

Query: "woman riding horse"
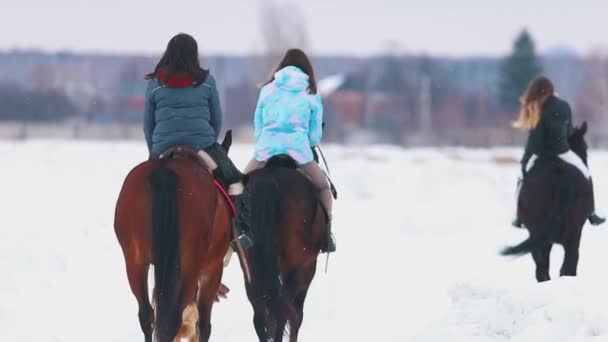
(242, 48, 336, 253)
(512, 76, 605, 227)
(115, 33, 242, 342)
(143, 33, 251, 245)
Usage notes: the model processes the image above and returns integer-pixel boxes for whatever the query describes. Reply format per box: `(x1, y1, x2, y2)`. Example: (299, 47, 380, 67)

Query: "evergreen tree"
(499, 30, 543, 111)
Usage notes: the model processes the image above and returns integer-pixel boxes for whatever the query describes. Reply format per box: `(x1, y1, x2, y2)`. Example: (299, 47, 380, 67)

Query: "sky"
(1, 0, 607, 57)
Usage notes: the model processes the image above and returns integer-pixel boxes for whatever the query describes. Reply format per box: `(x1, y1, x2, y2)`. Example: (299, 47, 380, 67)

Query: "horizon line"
(0, 47, 588, 61)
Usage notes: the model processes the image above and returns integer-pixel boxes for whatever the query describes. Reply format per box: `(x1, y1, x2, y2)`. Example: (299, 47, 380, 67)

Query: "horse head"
(569, 121, 588, 165)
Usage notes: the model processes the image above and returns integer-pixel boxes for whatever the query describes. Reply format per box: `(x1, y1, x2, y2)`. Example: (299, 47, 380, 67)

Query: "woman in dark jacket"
(143, 33, 250, 244)
(512, 76, 604, 227)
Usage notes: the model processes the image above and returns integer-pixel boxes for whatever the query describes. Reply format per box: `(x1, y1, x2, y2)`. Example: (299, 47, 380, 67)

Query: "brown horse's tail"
(248, 166, 289, 331)
(149, 163, 181, 342)
(501, 167, 574, 256)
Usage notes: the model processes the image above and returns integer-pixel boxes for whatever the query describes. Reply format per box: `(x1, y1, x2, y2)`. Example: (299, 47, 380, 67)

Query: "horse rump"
(502, 159, 575, 256)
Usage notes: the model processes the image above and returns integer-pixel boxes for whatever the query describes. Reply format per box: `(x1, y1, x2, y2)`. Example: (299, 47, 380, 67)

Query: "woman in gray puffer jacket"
(143, 33, 250, 245)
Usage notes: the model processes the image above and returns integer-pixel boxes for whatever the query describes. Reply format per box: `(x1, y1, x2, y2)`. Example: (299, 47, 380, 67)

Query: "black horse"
(501, 122, 594, 282)
(236, 155, 330, 342)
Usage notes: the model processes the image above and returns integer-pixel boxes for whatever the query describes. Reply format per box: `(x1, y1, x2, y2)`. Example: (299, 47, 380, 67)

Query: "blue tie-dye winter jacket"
(253, 66, 323, 164)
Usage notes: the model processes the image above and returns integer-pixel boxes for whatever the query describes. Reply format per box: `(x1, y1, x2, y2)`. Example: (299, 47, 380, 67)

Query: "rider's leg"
(300, 162, 336, 253)
(558, 150, 605, 225)
(200, 144, 253, 247)
(300, 162, 332, 216)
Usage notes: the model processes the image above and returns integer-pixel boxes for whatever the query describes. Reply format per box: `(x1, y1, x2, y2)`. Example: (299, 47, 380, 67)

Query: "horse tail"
(501, 168, 573, 256)
(248, 169, 288, 327)
(148, 163, 182, 341)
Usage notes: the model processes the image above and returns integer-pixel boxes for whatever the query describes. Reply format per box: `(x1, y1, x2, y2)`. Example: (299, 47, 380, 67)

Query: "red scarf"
(157, 70, 195, 88)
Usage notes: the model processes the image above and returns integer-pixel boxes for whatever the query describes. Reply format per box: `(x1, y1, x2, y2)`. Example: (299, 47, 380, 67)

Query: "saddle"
(158, 145, 206, 166)
(157, 145, 236, 216)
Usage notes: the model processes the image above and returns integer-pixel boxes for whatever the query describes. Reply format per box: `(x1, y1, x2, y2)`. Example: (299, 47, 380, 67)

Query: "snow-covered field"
(2, 141, 608, 341)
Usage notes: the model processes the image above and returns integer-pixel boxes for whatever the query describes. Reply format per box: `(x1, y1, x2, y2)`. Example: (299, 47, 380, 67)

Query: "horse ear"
(221, 129, 233, 153)
(580, 121, 588, 135)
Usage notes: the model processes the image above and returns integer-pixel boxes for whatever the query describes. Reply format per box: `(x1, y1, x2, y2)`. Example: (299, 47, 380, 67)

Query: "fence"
(0, 122, 144, 141)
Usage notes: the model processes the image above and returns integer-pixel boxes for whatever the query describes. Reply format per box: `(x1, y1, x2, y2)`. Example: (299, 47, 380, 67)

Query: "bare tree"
(260, 0, 309, 55)
(252, 0, 310, 81)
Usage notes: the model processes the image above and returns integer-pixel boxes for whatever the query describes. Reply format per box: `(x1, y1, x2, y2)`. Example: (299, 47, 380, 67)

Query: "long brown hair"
(261, 48, 317, 94)
(145, 33, 208, 82)
(513, 76, 554, 129)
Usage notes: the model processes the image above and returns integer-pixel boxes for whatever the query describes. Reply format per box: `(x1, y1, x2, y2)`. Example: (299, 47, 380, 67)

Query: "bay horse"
(114, 132, 234, 342)
(238, 155, 330, 342)
(501, 122, 593, 282)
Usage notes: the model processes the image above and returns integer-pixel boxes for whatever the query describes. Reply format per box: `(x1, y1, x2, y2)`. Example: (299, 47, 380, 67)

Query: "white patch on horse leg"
(175, 302, 199, 341)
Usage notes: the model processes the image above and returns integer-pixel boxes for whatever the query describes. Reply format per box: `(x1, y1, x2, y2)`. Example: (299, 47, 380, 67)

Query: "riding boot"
(321, 218, 336, 253)
(230, 194, 254, 249)
(588, 178, 606, 226)
(588, 213, 605, 226)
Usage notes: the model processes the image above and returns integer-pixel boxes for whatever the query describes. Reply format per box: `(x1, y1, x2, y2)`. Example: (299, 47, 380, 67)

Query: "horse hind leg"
(196, 263, 225, 342)
(174, 273, 205, 342)
(126, 261, 154, 342)
(532, 244, 552, 282)
(288, 265, 317, 342)
(274, 317, 288, 342)
(253, 306, 269, 342)
(561, 240, 581, 277)
(289, 291, 308, 342)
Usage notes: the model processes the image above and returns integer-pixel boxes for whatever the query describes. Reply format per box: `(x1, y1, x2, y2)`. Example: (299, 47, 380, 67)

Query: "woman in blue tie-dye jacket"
(244, 48, 336, 252)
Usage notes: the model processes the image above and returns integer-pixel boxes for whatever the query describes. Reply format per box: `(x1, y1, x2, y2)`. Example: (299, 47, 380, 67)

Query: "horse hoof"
(215, 283, 230, 302)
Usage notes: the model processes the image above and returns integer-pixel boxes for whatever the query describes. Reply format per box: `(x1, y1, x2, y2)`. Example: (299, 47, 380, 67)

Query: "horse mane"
(265, 154, 299, 169)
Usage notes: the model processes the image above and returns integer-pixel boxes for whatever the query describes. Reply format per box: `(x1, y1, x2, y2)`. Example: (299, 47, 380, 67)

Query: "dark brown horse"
(114, 133, 234, 342)
(502, 122, 593, 282)
(238, 155, 329, 342)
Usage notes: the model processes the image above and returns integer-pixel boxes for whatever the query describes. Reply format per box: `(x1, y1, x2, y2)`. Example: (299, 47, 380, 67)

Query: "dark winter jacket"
(143, 70, 222, 156)
(521, 95, 573, 172)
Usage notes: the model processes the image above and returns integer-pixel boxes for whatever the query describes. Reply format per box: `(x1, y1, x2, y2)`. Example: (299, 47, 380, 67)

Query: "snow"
(414, 279, 608, 342)
(1, 141, 608, 341)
